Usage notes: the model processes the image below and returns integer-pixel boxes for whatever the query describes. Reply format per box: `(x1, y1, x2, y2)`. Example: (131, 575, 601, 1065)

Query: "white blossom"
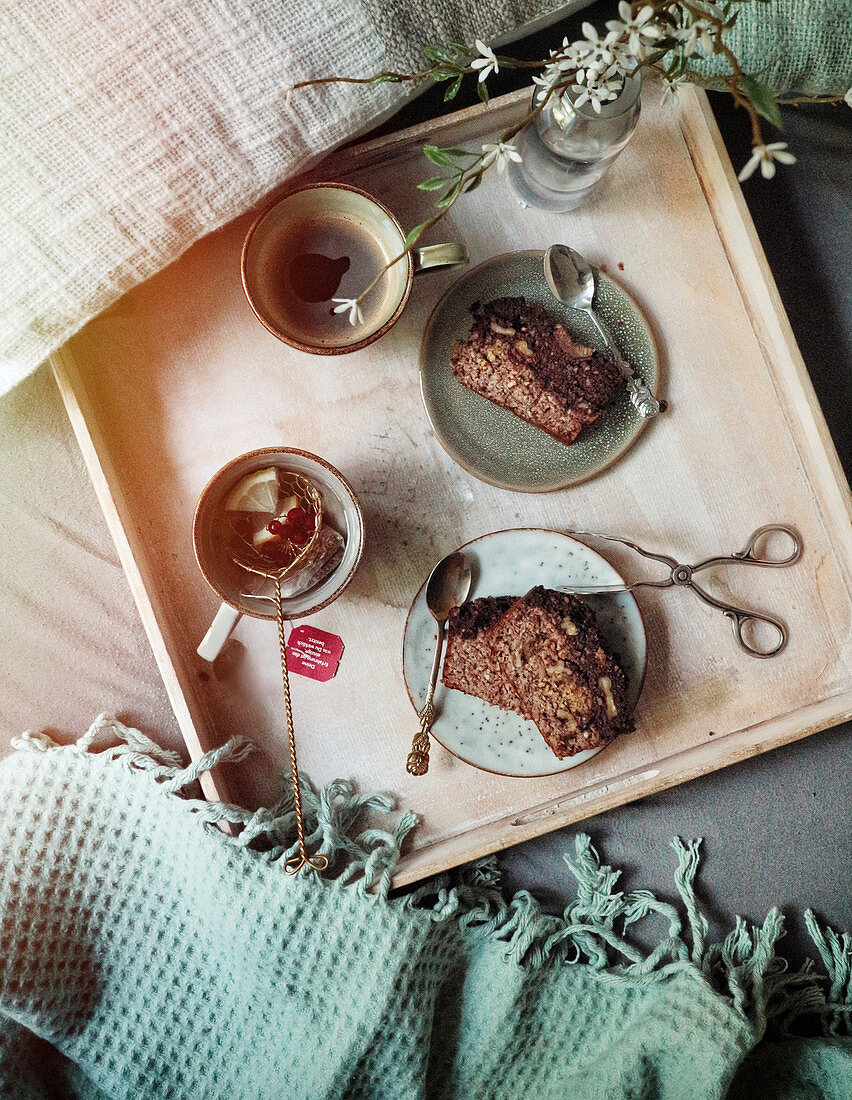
(660, 74, 688, 106)
(572, 23, 615, 74)
(533, 63, 566, 102)
(605, 3, 663, 61)
(553, 40, 583, 70)
(606, 37, 643, 77)
(532, 69, 560, 104)
(737, 141, 796, 182)
(532, 41, 585, 102)
(471, 40, 499, 83)
(480, 140, 523, 174)
(332, 297, 364, 326)
(845, 87, 852, 107)
(571, 67, 623, 113)
(674, 17, 715, 58)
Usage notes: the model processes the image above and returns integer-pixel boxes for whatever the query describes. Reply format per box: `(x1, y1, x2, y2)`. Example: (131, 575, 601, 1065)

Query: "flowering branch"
(348, 82, 562, 306)
(780, 90, 852, 107)
(288, 2, 851, 321)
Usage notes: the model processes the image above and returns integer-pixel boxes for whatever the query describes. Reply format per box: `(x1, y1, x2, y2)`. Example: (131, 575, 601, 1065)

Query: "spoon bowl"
(426, 551, 472, 624)
(544, 243, 597, 313)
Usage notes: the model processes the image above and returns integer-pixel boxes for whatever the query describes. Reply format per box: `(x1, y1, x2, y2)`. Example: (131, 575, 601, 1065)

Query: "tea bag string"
(230, 471, 328, 875)
(275, 574, 329, 876)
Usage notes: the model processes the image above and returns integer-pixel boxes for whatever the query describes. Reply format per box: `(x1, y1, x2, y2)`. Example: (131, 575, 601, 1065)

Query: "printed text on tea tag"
(286, 625, 344, 682)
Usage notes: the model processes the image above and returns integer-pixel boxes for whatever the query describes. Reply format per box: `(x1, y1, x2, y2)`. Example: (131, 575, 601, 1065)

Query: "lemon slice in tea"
(224, 466, 279, 512)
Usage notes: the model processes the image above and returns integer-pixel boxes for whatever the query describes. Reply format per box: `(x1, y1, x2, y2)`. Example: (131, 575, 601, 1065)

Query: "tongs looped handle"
(696, 524, 802, 572)
(688, 584, 788, 658)
(728, 607, 787, 659)
(736, 523, 802, 566)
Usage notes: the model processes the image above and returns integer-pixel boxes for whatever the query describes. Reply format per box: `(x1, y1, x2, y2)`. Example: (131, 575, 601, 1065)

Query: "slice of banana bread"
(450, 296, 623, 446)
(487, 586, 633, 757)
(442, 596, 525, 715)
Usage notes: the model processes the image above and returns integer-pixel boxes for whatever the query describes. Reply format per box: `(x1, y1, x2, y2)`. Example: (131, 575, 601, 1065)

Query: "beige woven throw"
(0, 0, 568, 395)
(2, 1, 849, 396)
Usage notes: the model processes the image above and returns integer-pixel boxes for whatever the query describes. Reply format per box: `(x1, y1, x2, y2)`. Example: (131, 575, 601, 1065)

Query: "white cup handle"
(197, 603, 242, 662)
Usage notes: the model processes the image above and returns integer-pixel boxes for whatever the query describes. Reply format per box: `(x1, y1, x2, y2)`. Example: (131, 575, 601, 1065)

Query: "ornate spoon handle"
(406, 703, 435, 776)
(626, 377, 661, 418)
(585, 307, 660, 418)
(406, 619, 445, 776)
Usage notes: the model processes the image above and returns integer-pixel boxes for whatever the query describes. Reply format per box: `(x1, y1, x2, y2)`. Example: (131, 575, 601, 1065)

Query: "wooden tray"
(52, 84, 852, 887)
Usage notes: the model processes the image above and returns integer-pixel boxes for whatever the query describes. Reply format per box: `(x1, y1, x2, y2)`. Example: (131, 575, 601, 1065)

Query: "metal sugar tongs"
(230, 472, 329, 874)
(559, 524, 802, 658)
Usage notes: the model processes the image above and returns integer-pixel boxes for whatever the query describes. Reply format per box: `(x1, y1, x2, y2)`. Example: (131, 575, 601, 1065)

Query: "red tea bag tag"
(286, 625, 344, 682)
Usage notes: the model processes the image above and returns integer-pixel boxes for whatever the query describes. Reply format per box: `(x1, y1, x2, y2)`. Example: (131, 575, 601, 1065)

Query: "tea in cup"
(241, 182, 467, 354)
(194, 447, 364, 661)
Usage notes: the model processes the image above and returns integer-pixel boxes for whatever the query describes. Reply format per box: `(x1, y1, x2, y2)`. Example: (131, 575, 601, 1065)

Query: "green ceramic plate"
(419, 250, 660, 493)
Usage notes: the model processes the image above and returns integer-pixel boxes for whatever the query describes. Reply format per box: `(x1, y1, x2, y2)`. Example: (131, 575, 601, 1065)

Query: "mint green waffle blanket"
(1, 717, 850, 1099)
(697, 0, 852, 94)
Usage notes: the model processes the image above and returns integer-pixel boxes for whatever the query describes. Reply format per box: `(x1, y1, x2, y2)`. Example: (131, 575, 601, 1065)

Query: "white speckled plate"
(420, 250, 660, 493)
(402, 529, 646, 777)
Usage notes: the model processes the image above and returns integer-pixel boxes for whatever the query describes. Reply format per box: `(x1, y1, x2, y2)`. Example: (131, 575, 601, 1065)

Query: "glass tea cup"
(193, 447, 364, 661)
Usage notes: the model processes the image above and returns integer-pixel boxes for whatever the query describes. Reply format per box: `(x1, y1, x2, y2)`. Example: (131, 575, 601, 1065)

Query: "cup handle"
(197, 602, 242, 662)
(413, 243, 468, 275)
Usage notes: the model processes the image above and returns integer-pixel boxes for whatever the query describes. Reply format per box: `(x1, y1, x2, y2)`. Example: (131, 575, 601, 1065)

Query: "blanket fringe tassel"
(13, 714, 851, 1041)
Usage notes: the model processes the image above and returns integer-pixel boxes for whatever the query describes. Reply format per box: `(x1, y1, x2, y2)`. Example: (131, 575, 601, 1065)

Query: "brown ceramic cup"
(241, 182, 468, 354)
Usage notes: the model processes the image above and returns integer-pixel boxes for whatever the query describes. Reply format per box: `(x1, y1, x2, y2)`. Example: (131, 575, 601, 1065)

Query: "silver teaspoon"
(406, 551, 472, 776)
(544, 244, 661, 418)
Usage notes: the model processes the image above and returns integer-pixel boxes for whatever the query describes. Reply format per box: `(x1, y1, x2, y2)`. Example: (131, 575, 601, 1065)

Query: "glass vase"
(509, 70, 642, 212)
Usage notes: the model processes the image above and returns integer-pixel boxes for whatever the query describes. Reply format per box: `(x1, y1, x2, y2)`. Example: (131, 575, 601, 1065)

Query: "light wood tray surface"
(52, 83, 852, 886)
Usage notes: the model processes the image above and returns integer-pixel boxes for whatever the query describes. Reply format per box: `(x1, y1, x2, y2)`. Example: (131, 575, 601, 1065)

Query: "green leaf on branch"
(463, 174, 483, 193)
(741, 74, 783, 129)
(424, 46, 457, 64)
(404, 222, 429, 249)
(436, 180, 462, 209)
(449, 41, 477, 57)
(648, 45, 676, 65)
(417, 175, 450, 191)
(423, 144, 455, 167)
(445, 76, 463, 101)
(478, 81, 490, 105)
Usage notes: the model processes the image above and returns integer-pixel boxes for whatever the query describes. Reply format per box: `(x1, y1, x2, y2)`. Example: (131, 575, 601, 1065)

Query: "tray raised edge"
(50, 86, 852, 886)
